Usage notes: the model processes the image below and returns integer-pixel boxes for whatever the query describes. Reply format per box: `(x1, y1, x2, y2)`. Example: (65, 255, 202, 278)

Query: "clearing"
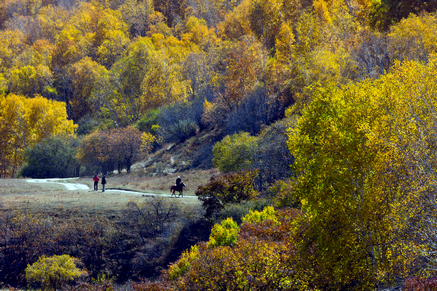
(0, 174, 204, 219)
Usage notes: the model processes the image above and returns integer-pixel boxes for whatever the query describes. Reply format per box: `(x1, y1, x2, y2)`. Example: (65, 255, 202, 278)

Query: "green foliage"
(267, 180, 300, 209)
(195, 170, 259, 217)
(25, 254, 82, 290)
(19, 136, 80, 178)
(207, 217, 239, 248)
(212, 132, 257, 173)
(136, 109, 162, 135)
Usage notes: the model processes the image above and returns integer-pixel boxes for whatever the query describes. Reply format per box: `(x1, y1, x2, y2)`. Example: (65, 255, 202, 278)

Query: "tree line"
(2, 0, 437, 179)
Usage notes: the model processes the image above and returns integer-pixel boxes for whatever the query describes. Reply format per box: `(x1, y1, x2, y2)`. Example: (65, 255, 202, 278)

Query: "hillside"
(2, 0, 437, 290)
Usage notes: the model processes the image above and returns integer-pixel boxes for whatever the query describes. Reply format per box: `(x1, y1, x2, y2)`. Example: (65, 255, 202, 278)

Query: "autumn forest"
(1, 0, 437, 289)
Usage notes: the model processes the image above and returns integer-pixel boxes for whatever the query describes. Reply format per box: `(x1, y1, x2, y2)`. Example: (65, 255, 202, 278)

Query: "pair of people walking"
(93, 174, 107, 192)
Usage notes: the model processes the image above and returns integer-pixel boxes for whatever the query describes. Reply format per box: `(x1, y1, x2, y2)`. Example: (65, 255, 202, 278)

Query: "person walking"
(101, 175, 106, 192)
(93, 174, 99, 191)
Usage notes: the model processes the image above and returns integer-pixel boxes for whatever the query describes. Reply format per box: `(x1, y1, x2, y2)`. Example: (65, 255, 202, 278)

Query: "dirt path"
(25, 178, 196, 198)
(26, 178, 90, 190)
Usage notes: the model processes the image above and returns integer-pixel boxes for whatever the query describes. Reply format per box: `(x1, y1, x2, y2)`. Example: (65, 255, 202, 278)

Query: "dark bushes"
(158, 98, 204, 143)
(0, 197, 205, 288)
(195, 170, 259, 217)
(19, 136, 80, 178)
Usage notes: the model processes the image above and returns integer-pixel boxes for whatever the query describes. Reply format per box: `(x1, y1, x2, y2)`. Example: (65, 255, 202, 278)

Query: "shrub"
(268, 180, 300, 209)
(19, 136, 80, 178)
(167, 245, 199, 280)
(164, 208, 304, 290)
(224, 86, 287, 136)
(136, 109, 162, 135)
(132, 279, 173, 290)
(207, 217, 240, 248)
(252, 119, 295, 191)
(218, 200, 272, 224)
(242, 206, 278, 225)
(404, 277, 437, 290)
(25, 254, 83, 290)
(76, 115, 100, 136)
(158, 98, 204, 143)
(195, 170, 259, 217)
(212, 132, 258, 173)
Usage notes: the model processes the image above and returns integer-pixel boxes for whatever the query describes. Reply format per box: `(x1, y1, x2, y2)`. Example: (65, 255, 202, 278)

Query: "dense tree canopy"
(3, 0, 437, 289)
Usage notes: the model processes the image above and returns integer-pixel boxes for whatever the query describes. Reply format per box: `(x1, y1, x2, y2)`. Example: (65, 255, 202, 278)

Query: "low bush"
(207, 218, 239, 248)
(404, 277, 437, 291)
(25, 254, 84, 290)
(195, 170, 259, 217)
(218, 199, 272, 224)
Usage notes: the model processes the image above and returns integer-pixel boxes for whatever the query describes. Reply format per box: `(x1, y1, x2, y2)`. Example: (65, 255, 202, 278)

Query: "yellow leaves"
(313, 0, 331, 23)
(0, 93, 76, 176)
(275, 21, 295, 63)
(207, 217, 240, 248)
(25, 254, 83, 290)
(140, 132, 156, 153)
(168, 245, 199, 280)
(97, 30, 130, 66)
(183, 16, 217, 46)
(388, 13, 437, 62)
(242, 206, 279, 225)
(288, 56, 437, 288)
(217, 0, 252, 40)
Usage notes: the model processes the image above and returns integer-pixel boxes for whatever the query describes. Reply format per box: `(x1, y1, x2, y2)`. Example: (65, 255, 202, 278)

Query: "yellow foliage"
(141, 132, 157, 153)
(287, 56, 437, 287)
(207, 217, 240, 248)
(0, 94, 76, 176)
(25, 254, 83, 290)
(242, 206, 279, 225)
(167, 245, 199, 280)
(388, 13, 437, 62)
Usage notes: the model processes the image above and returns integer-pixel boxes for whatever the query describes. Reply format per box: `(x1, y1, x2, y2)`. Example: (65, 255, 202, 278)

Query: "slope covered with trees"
(2, 0, 437, 289)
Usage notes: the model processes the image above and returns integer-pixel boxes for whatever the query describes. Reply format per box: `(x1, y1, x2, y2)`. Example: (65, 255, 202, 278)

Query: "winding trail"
(26, 178, 89, 190)
(25, 178, 196, 198)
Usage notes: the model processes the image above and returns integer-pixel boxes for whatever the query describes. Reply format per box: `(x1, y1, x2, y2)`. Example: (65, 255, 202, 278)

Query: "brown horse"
(170, 182, 186, 198)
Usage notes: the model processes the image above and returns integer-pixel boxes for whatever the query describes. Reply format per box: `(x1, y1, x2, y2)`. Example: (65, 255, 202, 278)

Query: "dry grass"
(76, 168, 217, 195)
(0, 170, 213, 219)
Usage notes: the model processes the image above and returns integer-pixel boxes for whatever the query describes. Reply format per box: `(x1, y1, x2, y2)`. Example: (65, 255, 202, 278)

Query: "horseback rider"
(176, 176, 182, 191)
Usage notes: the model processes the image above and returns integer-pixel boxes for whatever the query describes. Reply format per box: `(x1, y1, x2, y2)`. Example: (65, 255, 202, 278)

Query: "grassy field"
(0, 169, 214, 219)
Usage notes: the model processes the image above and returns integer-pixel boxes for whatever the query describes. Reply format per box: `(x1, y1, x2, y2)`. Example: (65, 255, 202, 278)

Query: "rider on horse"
(172, 176, 185, 197)
(176, 176, 182, 191)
